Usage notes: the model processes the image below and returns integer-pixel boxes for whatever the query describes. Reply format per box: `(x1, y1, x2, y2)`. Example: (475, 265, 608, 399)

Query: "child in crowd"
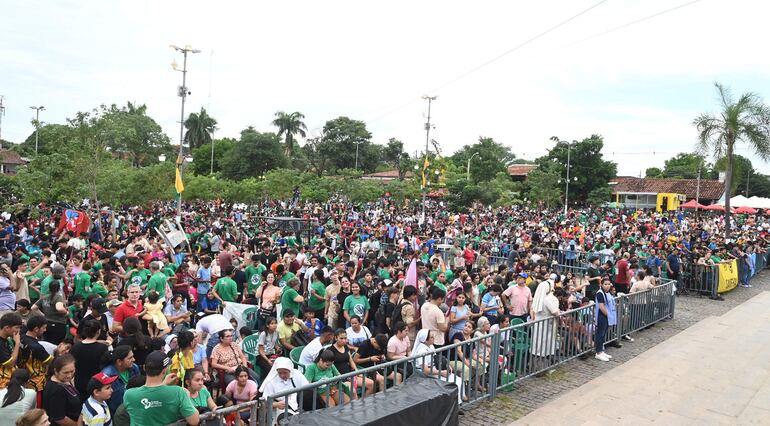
(81, 372, 118, 426)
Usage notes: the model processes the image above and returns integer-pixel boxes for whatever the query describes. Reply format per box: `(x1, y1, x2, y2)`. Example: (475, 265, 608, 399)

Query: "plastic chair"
(241, 334, 260, 367)
(290, 346, 305, 372)
(243, 306, 259, 331)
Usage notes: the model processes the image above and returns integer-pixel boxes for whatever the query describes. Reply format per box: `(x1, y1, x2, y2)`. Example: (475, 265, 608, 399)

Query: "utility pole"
(696, 165, 701, 219)
(466, 152, 480, 181)
(29, 106, 45, 154)
(421, 95, 437, 223)
(171, 44, 201, 219)
(563, 142, 572, 216)
(0, 96, 5, 148)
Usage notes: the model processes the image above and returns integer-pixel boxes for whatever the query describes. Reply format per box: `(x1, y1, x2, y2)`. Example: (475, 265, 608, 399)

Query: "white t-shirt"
(195, 314, 233, 336)
(298, 337, 326, 366)
(345, 326, 372, 347)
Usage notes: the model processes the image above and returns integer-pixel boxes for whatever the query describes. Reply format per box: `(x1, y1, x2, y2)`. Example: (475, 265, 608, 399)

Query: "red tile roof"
(0, 149, 25, 165)
(361, 170, 414, 179)
(609, 176, 724, 200)
(507, 164, 538, 176)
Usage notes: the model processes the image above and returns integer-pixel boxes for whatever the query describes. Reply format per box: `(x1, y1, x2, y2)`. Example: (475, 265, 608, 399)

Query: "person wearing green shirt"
(280, 278, 305, 319)
(126, 259, 151, 288)
(342, 282, 370, 325)
(307, 269, 327, 316)
(73, 270, 93, 299)
(124, 351, 199, 426)
(91, 281, 108, 298)
(276, 265, 296, 289)
(145, 262, 169, 298)
(40, 264, 66, 298)
(304, 350, 348, 406)
(213, 266, 239, 303)
(244, 256, 266, 297)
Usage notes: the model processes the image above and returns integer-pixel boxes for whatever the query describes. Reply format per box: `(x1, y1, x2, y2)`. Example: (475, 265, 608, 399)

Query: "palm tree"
(693, 83, 770, 236)
(272, 111, 307, 158)
(184, 108, 218, 149)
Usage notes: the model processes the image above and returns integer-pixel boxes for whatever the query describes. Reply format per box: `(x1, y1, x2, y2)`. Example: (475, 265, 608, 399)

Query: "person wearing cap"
(81, 372, 117, 426)
(502, 272, 532, 323)
(82, 298, 111, 343)
(123, 351, 199, 426)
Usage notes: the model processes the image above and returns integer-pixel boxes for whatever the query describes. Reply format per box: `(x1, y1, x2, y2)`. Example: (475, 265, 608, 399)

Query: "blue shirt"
(595, 290, 617, 326)
(481, 293, 498, 318)
(197, 267, 212, 295)
(667, 254, 681, 272)
(200, 296, 220, 312)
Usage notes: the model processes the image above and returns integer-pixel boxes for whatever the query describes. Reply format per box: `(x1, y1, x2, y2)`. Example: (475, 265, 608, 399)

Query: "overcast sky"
(2, 0, 770, 176)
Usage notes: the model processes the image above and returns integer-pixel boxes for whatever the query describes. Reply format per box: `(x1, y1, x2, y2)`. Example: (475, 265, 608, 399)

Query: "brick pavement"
(460, 272, 770, 426)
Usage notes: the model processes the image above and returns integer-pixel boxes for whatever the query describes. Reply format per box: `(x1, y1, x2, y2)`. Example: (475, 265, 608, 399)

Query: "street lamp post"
(421, 95, 437, 223)
(170, 44, 201, 219)
(29, 106, 45, 154)
(563, 142, 576, 216)
(354, 140, 362, 170)
(466, 152, 480, 181)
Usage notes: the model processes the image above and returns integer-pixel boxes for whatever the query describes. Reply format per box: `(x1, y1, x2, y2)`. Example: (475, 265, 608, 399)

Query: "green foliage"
(221, 127, 287, 181)
(20, 124, 76, 156)
(525, 167, 561, 207)
(450, 137, 516, 183)
(191, 138, 235, 175)
(184, 108, 218, 150)
(587, 186, 612, 206)
(94, 103, 171, 167)
(715, 154, 753, 195)
(661, 153, 708, 179)
(272, 111, 307, 158)
(318, 117, 376, 173)
(536, 135, 617, 205)
(382, 138, 413, 180)
(645, 167, 664, 178)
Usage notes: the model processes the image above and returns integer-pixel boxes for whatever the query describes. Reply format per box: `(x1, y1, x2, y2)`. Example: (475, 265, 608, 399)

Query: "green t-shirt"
(433, 282, 447, 293)
(40, 275, 63, 298)
(189, 387, 212, 408)
(343, 294, 370, 318)
(127, 268, 151, 288)
(124, 385, 197, 426)
(245, 264, 267, 294)
(281, 287, 302, 318)
(91, 282, 108, 298)
(308, 281, 327, 311)
(27, 270, 45, 301)
(214, 277, 238, 302)
(587, 266, 601, 294)
(304, 362, 341, 391)
(277, 272, 296, 289)
(145, 272, 168, 297)
(73, 272, 92, 298)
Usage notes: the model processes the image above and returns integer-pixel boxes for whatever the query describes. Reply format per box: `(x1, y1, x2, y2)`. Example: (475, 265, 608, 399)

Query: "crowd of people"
(0, 197, 767, 425)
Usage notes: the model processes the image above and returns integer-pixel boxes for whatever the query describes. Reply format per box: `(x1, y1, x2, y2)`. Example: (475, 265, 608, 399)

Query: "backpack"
(373, 301, 390, 330)
(390, 301, 411, 326)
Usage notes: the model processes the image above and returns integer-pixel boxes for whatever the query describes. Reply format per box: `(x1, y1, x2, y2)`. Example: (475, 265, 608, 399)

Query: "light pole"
(466, 152, 480, 181)
(421, 95, 437, 223)
(354, 140, 362, 170)
(562, 141, 576, 216)
(29, 106, 45, 154)
(170, 44, 200, 219)
(0, 96, 5, 148)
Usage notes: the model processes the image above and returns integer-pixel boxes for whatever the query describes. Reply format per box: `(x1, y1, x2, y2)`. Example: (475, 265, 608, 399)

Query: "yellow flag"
(175, 163, 185, 193)
(423, 158, 430, 169)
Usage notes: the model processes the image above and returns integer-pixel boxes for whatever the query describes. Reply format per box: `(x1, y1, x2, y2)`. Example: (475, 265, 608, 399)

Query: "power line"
(365, 0, 609, 124)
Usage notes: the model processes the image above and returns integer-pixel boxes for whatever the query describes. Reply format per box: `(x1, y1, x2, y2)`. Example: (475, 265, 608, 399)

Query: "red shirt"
(616, 258, 630, 285)
(114, 299, 144, 324)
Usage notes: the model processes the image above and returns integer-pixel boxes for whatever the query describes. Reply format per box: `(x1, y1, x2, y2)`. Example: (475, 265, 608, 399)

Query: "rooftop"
(609, 176, 724, 200)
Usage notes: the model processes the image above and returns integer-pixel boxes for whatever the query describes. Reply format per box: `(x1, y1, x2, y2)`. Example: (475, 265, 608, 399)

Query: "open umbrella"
(735, 206, 757, 214)
(703, 204, 726, 211)
(680, 199, 705, 209)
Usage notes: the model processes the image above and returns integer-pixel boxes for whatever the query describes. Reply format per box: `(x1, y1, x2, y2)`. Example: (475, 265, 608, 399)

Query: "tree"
(191, 138, 235, 175)
(693, 83, 770, 236)
(382, 138, 412, 180)
(272, 111, 307, 158)
(302, 137, 329, 176)
(450, 137, 516, 183)
(221, 127, 287, 181)
(526, 167, 561, 207)
(318, 117, 375, 173)
(20, 124, 75, 155)
(645, 167, 664, 178)
(97, 103, 171, 167)
(714, 154, 753, 195)
(536, 135, 617, 205)
(661, 153, 709, 179)
(184, 108, 218, 150)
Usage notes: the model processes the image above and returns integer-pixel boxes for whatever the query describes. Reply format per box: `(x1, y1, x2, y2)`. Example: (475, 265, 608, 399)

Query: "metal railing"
(174, 280, 676, 425)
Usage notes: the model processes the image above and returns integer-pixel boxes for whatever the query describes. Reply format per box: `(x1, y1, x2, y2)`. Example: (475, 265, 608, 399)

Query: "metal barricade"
(680, 262, 719, 298)
(169, 280, 676, 425)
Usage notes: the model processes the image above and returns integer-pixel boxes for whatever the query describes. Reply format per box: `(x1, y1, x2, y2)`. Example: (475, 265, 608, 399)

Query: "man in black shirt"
(0, 312, 21, 387)
(353, 333, 401, 389)
(20, 315, 53, 390)
(81, 298, 111, 343)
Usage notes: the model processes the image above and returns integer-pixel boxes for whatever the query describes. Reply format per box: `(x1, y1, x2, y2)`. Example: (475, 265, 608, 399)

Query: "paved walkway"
(511, 291, 770, 425)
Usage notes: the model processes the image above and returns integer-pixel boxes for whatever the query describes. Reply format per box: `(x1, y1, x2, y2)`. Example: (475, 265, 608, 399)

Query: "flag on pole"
(405, 257, 418, 287)
(56, 209, 91, 235)
(421, 157, 430, 188)
(175, 158, 185, 193)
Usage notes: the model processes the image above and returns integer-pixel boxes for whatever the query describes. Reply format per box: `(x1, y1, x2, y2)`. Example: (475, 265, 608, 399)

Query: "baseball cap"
(87, 372, 118, 394)
(144, 350, 171, 372)
(518, 272, 529, 279)
(549, 273, 558, 281)
(91, 298, 108, 315)
(108, 299, 122, 308)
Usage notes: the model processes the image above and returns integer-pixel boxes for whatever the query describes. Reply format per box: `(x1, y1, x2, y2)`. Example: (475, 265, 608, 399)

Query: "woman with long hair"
(183, 367, 217, 413)
(0, 369, 36, 418)
(256, 317, 281, 382)
(42, 354, 80, 426)
(119, 316, 152, 368)
(70, 319, 109, 400)
(32, 281, 67, 345)
(254, 272, 280, 331)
